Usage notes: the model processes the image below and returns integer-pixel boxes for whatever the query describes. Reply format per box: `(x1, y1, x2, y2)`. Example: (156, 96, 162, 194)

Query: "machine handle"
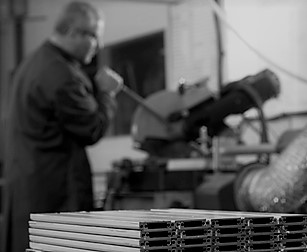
(121, 85, 170, 128)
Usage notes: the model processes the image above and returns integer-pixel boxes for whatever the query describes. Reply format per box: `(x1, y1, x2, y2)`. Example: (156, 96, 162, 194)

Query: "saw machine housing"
(104, 69, 307, 212)
(131, 69, 280, 158)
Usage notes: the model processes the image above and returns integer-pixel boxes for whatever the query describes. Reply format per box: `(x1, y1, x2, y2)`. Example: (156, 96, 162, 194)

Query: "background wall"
(166, 0, 218, 90)
(25, 0, 168, 52)
(223, 0, 307, 117)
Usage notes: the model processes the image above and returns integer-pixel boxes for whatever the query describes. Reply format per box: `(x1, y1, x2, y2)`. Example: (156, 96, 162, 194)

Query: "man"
(1, 2, 123, 252)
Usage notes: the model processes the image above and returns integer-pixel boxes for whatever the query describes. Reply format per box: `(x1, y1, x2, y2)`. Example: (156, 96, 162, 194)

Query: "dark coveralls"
(1, 41, 117, 252)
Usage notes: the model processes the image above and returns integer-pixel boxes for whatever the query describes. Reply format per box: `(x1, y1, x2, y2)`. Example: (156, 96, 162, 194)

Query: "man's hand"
(95, 66, 123, 96)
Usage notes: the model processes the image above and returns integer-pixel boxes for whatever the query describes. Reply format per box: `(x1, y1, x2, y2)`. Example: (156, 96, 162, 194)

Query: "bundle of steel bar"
(28, 209, 307, 252)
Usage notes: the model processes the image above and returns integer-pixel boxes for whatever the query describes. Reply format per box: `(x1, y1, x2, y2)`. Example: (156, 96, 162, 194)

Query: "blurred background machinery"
(102, 68, 307, 213)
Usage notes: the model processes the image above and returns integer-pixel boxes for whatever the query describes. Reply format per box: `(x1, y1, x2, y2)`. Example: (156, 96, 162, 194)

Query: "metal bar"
(30, 213, 148, 230)
(29, 221, 141, 239)
(29, 238, 139, 252)
(219, 143, 276, 156)
(30, 213, 172, 231)
(29, 228, 140, 247)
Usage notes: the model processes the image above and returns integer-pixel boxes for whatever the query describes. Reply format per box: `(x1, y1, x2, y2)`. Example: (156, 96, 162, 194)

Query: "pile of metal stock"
(27, 209, 307, 252)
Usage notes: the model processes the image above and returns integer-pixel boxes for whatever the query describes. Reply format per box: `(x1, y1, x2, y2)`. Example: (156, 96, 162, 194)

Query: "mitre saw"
(104, 69, 284, 210)
(129, 68, 280, 158)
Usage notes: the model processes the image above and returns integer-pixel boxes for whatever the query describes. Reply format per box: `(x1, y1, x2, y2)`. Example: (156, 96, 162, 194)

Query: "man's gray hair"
(54, 1, 101, 35)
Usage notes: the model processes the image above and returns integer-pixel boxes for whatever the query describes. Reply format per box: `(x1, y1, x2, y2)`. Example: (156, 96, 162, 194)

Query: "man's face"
(71, 19, 105, 64)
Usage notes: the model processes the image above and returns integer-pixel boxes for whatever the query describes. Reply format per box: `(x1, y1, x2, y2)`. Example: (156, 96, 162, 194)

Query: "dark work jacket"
(1, 41, 117, 252)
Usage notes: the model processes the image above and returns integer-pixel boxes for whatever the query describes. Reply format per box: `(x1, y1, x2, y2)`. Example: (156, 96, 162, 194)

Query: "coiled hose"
(234, 126, 307, 212)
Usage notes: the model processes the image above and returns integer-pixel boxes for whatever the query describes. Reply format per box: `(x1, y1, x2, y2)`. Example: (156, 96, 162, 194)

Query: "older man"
(1, 2, 123, 252)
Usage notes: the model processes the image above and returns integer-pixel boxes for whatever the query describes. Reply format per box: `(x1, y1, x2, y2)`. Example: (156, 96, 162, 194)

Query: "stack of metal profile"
(28, 209, 307, 252)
